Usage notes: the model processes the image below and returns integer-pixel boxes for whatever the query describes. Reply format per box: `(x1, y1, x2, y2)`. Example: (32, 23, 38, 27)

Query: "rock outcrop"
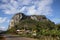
(8, 13, 50, 29)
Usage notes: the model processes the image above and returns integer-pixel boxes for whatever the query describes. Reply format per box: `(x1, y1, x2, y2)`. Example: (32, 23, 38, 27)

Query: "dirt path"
(0, 34, 37, 40)
(6, 37, 37, 40)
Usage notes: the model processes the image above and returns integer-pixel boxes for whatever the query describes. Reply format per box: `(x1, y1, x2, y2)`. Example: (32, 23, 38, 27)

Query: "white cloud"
(20, 7, 26, 12)
(0, 17, 9, 23)
(0, 0, 53, 15)
(0, 17, 9, 30)
(0, 17, 7, 23)
(26, 6, 38, 15)
(0, 26, 6, 30)
(37, 0, 53, 15)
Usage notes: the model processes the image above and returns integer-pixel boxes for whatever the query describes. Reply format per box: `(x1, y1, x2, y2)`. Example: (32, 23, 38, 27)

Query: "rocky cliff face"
(9, 13, 50, 29)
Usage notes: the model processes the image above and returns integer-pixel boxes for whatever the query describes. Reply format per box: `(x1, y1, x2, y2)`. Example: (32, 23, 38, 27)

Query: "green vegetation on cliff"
(4, 13, 60, 39)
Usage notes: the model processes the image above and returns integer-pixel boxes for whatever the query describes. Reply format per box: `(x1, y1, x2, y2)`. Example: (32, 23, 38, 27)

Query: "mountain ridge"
(9, 13, 51, 29)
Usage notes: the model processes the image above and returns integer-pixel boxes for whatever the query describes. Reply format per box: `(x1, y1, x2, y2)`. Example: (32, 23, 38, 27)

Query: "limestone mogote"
(8, 12, 50, 29)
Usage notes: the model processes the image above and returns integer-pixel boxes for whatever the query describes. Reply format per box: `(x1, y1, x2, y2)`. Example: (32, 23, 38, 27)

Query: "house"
(16, 29, 37, 36)
(32, 30, 37, 36)
(16, 29, 25, 34)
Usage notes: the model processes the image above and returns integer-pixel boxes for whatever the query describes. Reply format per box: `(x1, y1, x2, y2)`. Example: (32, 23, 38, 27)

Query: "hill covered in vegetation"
(5, 13, 60, 39)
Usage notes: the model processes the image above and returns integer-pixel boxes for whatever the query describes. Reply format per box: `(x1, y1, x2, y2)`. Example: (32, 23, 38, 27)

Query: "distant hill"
(0, 30, 4, 34)
(0, 30, 2, 33)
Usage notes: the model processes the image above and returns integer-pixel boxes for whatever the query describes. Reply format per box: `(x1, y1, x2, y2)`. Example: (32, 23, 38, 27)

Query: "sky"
(0, 0, 60, 30)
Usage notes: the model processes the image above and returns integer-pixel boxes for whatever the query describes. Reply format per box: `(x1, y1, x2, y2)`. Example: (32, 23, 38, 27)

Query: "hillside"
(9, 13, 54, 29)
(8, 13, 55, 33)
(5, 13, 60, 39)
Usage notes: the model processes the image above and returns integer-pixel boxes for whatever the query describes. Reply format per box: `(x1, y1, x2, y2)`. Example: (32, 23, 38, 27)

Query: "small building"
(16, 29, 37, 36)
(32, 30, 37, 36)
(16, 29, 25, 34)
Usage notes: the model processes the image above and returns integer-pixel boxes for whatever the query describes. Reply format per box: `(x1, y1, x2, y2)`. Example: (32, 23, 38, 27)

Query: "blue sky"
(0, 0, 60, 30)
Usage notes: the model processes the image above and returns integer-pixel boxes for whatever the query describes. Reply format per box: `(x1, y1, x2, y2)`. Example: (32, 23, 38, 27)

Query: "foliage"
(5, 15, 60, 38)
